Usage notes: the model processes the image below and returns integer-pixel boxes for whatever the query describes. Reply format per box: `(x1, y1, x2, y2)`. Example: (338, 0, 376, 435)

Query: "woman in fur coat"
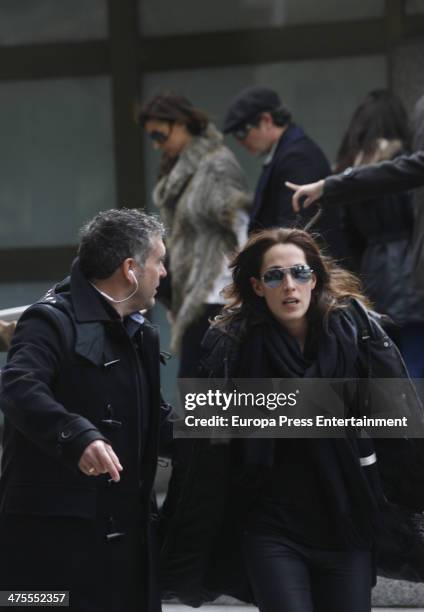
(138, 93, 251, 376)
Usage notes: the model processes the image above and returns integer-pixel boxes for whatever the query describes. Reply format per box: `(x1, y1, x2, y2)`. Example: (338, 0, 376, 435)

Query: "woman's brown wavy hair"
(217, 227, 370, 327)
(138, 91, 209, 178)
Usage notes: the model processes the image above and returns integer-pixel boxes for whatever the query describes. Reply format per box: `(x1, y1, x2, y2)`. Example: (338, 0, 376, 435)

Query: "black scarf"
(237, 305, 359, 379)
(235, 305, 378, 547)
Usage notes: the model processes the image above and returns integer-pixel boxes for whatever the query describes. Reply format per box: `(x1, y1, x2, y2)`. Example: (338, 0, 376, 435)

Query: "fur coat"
(0, 320, 16, 352)
(153, 124, 251, 353)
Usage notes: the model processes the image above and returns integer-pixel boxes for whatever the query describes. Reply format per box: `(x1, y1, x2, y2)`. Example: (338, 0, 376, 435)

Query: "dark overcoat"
(0, 260, 168, 612)
(160, 303, 424, 607)
(248, 123, 345, 258)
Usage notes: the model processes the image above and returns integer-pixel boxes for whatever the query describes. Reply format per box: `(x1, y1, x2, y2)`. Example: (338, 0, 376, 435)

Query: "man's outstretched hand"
(78, 440, 123, 482)
(286, 179, 325, 212)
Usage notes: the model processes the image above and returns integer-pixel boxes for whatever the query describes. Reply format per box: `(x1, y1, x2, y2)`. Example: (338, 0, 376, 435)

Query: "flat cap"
(223, 86, 281, 134)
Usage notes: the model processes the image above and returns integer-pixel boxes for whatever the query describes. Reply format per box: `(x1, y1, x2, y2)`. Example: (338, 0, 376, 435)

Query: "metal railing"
(0, 305, 29, 322)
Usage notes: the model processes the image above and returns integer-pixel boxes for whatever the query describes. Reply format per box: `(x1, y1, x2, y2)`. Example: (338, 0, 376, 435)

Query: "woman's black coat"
(160, 302, 424, 607)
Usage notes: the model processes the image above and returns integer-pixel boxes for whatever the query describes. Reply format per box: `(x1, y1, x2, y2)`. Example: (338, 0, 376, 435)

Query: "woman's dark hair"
(216, 228, 369, 328)
(335, 89, 411, 172)
(138, 92, 209, 136)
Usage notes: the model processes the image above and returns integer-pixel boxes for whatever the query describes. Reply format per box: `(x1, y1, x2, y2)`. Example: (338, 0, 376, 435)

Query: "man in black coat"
(223, 86, 343, 256)
(0, 209, 170, 612)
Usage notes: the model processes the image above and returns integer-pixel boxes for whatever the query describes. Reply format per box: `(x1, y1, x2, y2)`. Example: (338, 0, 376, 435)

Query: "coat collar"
(273, 123, 306, 158)
(52, 259, 160, 367)
(250, 123, 307, 224)
(69, 258, 122, 324)
(153, 123, 223, 208)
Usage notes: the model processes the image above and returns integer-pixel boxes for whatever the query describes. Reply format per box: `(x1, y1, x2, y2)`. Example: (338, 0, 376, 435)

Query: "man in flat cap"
(223, 86, 342, 253)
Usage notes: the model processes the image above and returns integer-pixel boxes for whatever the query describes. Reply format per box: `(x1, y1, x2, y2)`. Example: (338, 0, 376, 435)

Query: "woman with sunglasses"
(160, 227, 424, 612)
(138, 92, 251, 376)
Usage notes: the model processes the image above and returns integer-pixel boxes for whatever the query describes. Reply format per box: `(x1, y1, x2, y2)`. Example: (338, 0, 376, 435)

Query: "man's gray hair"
(78, 208, 165, 279)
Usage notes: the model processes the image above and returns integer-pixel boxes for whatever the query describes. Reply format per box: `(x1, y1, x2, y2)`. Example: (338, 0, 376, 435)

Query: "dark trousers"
(178, 304, 222, 378)
(242, 531, 372, 612)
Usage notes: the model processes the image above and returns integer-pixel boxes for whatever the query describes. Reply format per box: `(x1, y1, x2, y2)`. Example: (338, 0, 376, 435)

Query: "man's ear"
(121, 258, 135, 283)
(261, 112, 273, 127)
(250, 276, 264, 297)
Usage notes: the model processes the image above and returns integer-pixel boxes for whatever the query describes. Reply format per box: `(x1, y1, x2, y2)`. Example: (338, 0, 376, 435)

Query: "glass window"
(0, 281, 54, 311)
(406, 0, 424, 14)
(0, 0, 107, 45)
(139, 0, 385, 36)
(0, 77, 116, 248)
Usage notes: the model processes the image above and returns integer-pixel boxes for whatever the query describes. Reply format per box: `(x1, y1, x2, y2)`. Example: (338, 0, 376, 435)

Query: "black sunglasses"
(147, 130, 170, 145)
(261, 265, 314, 288)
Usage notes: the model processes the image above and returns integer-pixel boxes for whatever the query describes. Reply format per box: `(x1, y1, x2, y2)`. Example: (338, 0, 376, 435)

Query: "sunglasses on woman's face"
(147, 130, 170, 145)
(261, 265, 314, 288)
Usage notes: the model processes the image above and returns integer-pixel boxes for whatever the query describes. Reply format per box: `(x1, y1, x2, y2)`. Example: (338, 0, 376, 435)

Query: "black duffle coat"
(0, 260, 169, 612)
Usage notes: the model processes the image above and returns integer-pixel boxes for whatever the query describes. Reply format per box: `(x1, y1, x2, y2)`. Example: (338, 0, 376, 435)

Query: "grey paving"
(163, 606, 423, 611)
(163, 578, 424, 610)
(373, 576, 424, 607)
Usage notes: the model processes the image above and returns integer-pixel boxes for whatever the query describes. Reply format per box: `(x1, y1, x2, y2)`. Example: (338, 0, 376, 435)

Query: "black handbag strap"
(348, 299, 373, 379)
